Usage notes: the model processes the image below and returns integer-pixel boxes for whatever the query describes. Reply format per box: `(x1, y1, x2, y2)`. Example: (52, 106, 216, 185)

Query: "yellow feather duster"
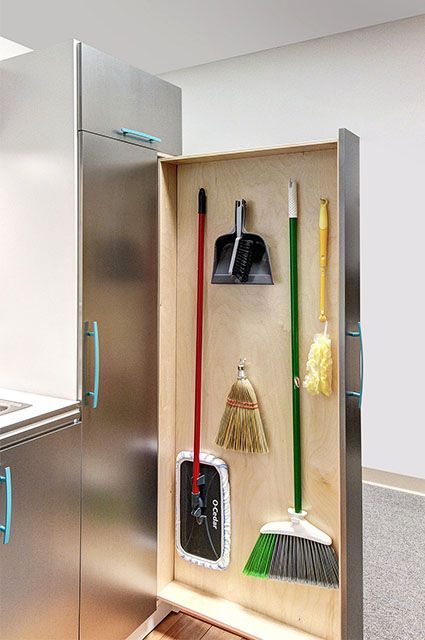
(303, 325, 332, 397)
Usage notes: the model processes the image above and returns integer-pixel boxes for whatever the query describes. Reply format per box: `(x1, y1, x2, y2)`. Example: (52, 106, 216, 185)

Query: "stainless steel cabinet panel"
(0, 423, 81, 640)
(338, 129, 363, 640)
(80, 132, 158, 640)
(79, 43, 182, 155)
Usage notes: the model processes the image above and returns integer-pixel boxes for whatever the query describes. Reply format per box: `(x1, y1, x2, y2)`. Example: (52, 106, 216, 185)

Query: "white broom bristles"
(216, 360, 269, 454)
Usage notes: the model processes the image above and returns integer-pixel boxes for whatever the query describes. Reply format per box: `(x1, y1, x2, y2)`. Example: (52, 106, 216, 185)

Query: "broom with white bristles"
(243, 179, 339, 589)
(216, 359, 269, 454)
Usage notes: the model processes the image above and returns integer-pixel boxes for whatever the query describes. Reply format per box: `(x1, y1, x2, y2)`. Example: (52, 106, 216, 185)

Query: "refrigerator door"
(79, 43, 182, 156)
(0, 423, 81, 640)
(80, 131, 158, 640)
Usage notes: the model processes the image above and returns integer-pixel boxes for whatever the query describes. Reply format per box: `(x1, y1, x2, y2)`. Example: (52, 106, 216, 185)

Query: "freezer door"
(80, 131, 158, 640)
(79, 43, 182, 155)
(0, 423, 81, 640)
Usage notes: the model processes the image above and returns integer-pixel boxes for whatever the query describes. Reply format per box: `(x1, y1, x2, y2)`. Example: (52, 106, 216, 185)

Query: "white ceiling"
(1, 0, 424, 74)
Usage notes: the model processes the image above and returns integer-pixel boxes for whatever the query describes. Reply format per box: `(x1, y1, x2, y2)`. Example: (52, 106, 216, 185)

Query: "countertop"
(0, 388, 80, 435)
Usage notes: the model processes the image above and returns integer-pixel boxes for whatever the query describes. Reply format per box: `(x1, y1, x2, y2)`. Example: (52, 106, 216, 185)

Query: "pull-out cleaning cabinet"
(157, 132, 362, 640)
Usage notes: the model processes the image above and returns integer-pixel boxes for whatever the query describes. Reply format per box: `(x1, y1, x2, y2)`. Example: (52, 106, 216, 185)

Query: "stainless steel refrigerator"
(79, 43, 181, 640)
(80, 129, 159, 640)
(0, 41, 181, 640)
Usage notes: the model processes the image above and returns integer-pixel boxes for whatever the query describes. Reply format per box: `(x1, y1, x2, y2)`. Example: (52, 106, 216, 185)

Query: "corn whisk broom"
(216, 359, 268, 454)
(243, 180, 339, 588)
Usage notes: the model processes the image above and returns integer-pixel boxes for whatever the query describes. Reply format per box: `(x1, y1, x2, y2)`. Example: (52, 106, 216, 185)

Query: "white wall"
(162, 16, 425, 479)
(0, 36, 31, 60)
(0, 42, 78, 401)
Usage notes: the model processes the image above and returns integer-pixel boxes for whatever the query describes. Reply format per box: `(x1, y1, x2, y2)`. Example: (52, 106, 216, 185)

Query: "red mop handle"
(192, 188, 206, 495)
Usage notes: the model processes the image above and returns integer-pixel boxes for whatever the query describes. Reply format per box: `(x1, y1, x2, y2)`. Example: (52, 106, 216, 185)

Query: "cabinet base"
(158, 581, 323, 640)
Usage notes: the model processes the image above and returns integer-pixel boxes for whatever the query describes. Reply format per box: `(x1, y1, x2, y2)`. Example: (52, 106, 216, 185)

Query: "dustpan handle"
(234, 199, 246, 237)
(228, 200, 246, 275)
(192, 189, 206, 495)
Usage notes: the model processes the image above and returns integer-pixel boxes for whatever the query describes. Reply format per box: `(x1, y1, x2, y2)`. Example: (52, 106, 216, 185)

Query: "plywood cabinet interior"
(157, 134, 362, 640)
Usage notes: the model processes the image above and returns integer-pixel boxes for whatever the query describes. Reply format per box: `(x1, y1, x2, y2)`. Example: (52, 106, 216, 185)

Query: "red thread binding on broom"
(226, 397, 258, 410)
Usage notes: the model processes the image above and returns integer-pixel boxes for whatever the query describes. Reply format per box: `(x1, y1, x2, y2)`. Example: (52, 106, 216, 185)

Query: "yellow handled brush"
(319, 198, 328, 322)
(303, 198, 332, 396)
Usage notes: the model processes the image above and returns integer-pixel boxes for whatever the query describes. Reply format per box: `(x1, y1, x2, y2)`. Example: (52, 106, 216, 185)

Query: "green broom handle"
(289, 188, 302, 514)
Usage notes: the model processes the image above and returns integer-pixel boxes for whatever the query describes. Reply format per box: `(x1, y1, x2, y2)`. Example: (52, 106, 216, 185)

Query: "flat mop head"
(243, 509, 339, 588)
(176, 451, 231, 570)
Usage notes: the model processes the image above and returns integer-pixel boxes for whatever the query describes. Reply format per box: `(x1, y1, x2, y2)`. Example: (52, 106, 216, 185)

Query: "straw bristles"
(215, 377, 269, 453)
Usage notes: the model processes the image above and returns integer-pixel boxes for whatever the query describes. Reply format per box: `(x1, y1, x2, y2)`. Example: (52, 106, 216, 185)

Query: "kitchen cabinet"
(79, 43, 181, 154)
(156, 134, 362, 640)
(0, 422, 81, 640)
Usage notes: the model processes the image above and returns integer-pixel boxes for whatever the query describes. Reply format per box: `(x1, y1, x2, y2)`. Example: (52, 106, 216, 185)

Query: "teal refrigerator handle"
(119, 127, 162, 144)
(85, 321, 100, 409)
(346, 322, 363, 408)
(0, 466, 12, 544)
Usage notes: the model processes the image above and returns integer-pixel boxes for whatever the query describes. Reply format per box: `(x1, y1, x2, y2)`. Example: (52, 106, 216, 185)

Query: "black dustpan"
(212, 199, 273, 284)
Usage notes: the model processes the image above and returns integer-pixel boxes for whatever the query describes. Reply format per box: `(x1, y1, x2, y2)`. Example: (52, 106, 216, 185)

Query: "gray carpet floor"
(363, 483, 425, 640)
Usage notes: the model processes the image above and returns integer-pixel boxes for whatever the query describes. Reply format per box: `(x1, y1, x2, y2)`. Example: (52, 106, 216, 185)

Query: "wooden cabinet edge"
(158, 581, 326, 640)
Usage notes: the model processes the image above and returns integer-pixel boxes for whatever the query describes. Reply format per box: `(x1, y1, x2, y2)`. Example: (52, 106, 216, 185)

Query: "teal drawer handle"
(119, 127, 162, 144)
(0, 466, 12, 544)
(85, 321, 100, 409)
(346, 322, 363, 408)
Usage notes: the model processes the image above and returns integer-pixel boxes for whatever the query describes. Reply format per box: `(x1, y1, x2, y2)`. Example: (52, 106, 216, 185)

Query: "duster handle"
(319, 198, 329, 322)
(192, 189, 206, 494)
(288, 180, 302, 513)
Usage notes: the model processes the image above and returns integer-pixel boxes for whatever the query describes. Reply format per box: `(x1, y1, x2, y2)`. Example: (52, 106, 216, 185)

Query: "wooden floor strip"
(145, 612, 183, 639)
(203, 627, 243, 639)
(158, 613, 211, 639)
(145, 613, 244, 640)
